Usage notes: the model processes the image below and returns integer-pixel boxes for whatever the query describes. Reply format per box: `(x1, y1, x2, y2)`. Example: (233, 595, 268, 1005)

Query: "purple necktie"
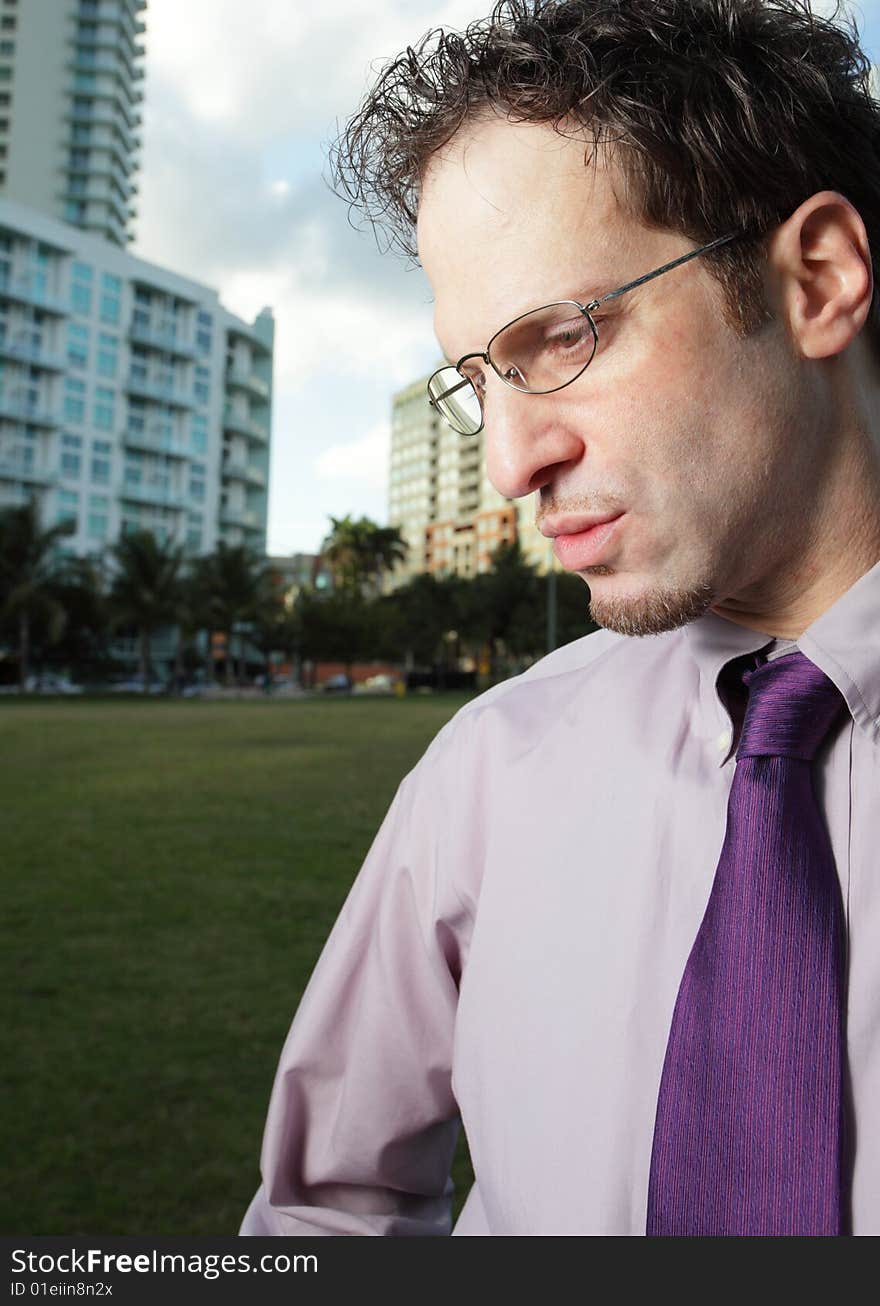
(646, 649, 849, 1236)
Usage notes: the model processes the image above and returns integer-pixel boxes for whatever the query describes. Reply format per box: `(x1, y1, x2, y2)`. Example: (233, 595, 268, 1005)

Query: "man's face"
(417, 115, 827, 637)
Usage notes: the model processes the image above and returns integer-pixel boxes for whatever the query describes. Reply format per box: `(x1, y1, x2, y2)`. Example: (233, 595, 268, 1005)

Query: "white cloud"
(314, 423, 390, 493)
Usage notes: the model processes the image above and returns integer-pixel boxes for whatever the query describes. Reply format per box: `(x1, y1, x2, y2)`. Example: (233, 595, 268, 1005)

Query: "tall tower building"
(0, 0, 146, 247)
(387, 367, 550, 588)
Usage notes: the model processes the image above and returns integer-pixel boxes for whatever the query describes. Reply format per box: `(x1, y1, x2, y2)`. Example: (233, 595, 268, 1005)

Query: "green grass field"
(1, 693, 476, 1235)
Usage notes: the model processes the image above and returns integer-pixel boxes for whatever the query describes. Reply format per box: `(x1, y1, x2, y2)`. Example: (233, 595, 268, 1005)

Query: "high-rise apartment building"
(0, 0, 146, 247)
(387, 367, 551, 588)
(0, 197, 273, 557)
(0, 0, 275, 563)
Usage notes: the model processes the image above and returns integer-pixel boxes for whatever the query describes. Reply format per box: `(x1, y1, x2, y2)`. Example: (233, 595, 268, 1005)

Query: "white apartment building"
(387, 367, 550, 587)
(0, 197, 273, 557)
(0, 0, 146, 248)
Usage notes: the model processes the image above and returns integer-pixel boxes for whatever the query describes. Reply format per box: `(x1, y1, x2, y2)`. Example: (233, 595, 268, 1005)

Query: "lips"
(549, 513, 625, 569)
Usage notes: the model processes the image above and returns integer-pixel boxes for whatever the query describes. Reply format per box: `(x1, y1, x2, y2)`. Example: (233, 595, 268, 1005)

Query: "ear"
(767, 191, 874, 360)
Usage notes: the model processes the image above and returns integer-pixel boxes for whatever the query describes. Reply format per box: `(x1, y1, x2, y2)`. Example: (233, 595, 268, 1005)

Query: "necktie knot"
(736, 650, 846, 761)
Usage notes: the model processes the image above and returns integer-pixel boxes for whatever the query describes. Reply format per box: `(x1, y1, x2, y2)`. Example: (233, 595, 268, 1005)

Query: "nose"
(481, 373, 587, 500)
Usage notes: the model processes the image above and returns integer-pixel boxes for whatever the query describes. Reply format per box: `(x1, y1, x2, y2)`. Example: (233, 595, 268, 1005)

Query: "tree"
(191, 541, 266, 686)
(0, 501, 75, 690)
(322, 515, 408, 597)
(109, 529, 183, 690)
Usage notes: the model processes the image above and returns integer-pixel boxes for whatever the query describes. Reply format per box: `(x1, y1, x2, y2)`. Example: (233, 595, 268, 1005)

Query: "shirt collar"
(683, 554, 880, 753)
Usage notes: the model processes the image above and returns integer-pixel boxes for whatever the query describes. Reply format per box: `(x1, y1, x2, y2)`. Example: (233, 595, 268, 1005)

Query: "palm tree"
(0, 501, 75, 691)
(109, 529, 184, 690)
(322, 514, 407, 597)
(192, 541, 266, 686)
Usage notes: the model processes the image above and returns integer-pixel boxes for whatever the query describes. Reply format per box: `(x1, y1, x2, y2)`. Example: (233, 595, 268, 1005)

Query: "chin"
(585, 572, 718, 638)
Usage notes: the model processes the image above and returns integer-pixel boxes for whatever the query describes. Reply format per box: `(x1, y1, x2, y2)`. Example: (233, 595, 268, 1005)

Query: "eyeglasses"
(426, 232, 743, 436)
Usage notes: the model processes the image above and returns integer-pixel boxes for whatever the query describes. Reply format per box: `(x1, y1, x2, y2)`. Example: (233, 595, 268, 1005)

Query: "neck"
(710, 404, 880, 640)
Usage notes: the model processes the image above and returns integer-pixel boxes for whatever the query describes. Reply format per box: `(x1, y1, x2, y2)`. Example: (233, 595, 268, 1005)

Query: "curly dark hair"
(330, 0, 880, 347)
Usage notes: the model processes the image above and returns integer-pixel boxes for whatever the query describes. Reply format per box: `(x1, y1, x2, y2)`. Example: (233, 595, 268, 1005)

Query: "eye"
(460, 361, 487, 395)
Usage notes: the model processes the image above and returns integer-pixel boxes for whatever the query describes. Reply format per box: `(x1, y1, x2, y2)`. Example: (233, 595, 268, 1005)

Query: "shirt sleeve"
(239, 721, 472, 1237)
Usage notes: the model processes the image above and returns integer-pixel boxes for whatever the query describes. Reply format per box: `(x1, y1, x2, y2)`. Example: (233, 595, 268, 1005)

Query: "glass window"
(87, 492, 108, 539)
(101, 273, 121, 293)
(57, 489, 79, 525)
(96, 331, 117, 377)
(60, 435, 82, 479)
(93, 385, 114, 430)
(72, 262, 92, 283)
(190, 413, 207, 454)
(189, 462, 205, 502)
(64, 377, 85, 424)
(66, 322, 89, 370)
(99, 292, 120, 324)
(194, 364, 210, 406)
(90, 449, 111, 484)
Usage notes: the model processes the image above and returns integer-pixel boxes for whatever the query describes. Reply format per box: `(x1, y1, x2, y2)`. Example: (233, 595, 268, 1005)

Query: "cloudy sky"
(133, 0, 880, 557)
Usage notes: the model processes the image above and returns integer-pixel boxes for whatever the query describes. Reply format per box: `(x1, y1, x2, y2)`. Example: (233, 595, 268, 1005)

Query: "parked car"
(24, 673, 84, 695)
(321, 674, 351, 694)
(109, 676, 166, 695)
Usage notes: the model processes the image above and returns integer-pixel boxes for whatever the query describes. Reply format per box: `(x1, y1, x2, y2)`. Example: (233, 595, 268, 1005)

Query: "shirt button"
(716, 728, 732, 753)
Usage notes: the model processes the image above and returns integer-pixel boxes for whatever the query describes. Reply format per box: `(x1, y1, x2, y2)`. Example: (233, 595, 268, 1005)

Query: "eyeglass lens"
(429, 302, 597, 434)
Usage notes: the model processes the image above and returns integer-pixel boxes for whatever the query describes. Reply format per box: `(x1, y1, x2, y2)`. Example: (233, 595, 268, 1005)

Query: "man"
(241, 0, 880, 1235)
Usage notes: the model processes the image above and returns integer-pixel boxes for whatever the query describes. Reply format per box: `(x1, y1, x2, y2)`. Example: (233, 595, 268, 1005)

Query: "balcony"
(126, 374, 193, 409)
(123, 428, 190, 459)
(0, 340, 65, 371)
(0, 399, 61, 428)
(220, 506, 263, 529)
(0, 275, 69, 317)
(121, 482, 187, 510)
(128, 322, 197, 359)
(222, 461, 266, 488)
(225, 367, 270, 400)
(223, 407, 269, 443)
(0, 460, 55, 486)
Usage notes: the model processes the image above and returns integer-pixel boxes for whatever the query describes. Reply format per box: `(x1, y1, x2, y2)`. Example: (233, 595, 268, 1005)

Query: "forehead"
(417, 115, 643, 353)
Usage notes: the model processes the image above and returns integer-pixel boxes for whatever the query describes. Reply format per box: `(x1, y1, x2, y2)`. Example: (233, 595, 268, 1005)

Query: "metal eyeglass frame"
(427, 231, 743, 435)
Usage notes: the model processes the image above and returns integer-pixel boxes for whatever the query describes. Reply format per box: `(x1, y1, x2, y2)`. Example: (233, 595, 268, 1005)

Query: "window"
(190, 413, 207, 454)
(57, 488, 79, 526)
(93, 385, 114, 430)
(69, 148, 89, 170)
(196, 309, 212, 356)
(99, 290, 120, 324)
(186, 513, 203, 552)
(65, 201, 87, 224)
(64, 377, 85, 424)
(124, 449, 142, 487)
(66, 322, 89, 370)
(0, 40, 14, 56)
(91, 439, 111, 484)
(96, 331, 117, 377)
(194, 364, 210, 406)
(71, 124, 90, 144)
(87, 492, 108, 539)
(0, 17, 15, 30)
(189, 462, 205, 502)
(61, 433, 82, 479)
(70, 262, 92, 316)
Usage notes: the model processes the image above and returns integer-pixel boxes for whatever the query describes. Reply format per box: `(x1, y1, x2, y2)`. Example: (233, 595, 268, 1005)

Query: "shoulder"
(416, 623, 692, 777)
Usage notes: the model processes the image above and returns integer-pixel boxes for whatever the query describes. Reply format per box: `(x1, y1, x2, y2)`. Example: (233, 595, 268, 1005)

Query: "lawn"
(1, 692, 476, 1235)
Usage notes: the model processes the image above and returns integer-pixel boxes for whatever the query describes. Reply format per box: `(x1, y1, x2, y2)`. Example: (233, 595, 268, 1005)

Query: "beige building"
(387, 366, 554, 587)
(0, 0, 146, 248)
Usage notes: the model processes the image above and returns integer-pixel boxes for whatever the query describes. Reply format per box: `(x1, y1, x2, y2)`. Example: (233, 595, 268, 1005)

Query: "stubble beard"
(583, 567, 718, 637)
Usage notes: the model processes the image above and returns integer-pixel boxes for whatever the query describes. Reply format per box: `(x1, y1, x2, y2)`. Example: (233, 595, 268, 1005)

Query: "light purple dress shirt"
(240, 557, 880, 1236)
